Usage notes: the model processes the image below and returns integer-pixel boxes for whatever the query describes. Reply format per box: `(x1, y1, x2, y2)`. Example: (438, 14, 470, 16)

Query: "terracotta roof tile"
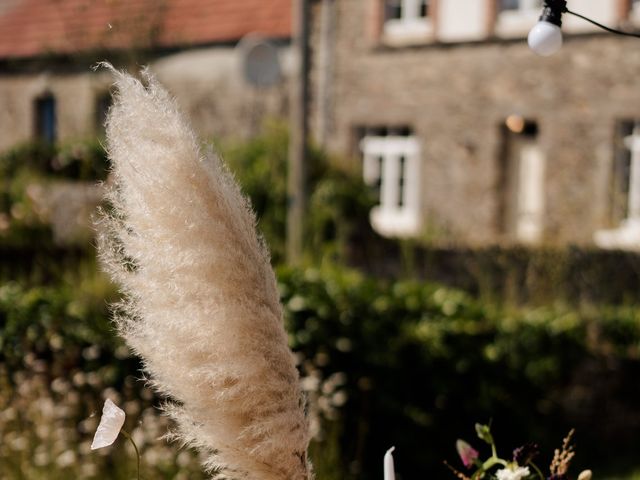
(0, 0, 292, 59)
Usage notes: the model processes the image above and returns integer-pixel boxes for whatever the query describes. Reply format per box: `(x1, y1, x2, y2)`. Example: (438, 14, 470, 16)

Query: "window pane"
(398, 156, 406, 207)
(385, 0, 402, 20)
(35, 95, 56, 144)
(500, 0, 520, 11)
(419, 0, 429, 18)
(375, 156, 384, 204)
(95, 92, 112, 134)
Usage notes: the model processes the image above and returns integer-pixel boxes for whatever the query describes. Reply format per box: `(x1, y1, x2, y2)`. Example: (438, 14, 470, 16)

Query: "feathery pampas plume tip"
(95, 63, 312, 480)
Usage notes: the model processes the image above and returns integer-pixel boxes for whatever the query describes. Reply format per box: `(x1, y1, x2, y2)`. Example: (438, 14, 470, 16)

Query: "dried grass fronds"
(443, 460, 472, 480)
(96, 64, 311, 480)
(549, 429, 576, 477)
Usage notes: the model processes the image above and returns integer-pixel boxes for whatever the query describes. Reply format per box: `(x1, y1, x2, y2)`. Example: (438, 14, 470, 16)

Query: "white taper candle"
(384, 446, 396, 480)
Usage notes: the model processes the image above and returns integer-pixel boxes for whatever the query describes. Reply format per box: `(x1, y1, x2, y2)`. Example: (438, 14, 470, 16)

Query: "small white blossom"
(496, 465, 530, 480)
(578, 470, 593, 480)
(91, 398, 125, 450)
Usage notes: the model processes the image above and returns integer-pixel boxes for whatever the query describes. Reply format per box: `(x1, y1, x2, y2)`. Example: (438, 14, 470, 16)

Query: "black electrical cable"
(565, 8, 640, 38)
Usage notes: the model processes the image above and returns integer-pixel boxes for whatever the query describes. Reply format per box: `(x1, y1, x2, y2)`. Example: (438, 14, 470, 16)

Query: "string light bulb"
(528, 0, 640, 56)
(528, 0, 566, 56)
(528, 20, 563, 56)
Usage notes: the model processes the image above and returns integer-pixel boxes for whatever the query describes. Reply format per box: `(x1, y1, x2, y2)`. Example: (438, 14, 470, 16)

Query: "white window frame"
(360, 133, 422, 237)
(631, 0, 640, 25)
(494, 0, 543, 38)
(515, 144, 545, 243)
(595, 121, 640, 250)
(383, 0, 433, 45)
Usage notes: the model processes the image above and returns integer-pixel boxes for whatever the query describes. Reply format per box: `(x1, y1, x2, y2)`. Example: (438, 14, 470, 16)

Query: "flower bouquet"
(446, 423, 592, 480)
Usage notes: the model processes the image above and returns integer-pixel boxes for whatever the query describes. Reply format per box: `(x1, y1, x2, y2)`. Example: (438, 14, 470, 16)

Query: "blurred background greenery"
(1, 126, 640, 479)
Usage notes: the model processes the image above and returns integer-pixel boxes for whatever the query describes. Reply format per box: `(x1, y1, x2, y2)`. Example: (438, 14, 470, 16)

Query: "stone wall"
(0, 43, 292, 150)
(309, 0, 640, 247)
(2, 0, 639, 249)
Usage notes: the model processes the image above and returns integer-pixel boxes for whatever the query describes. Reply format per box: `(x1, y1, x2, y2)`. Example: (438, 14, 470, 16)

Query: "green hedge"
(220, 123, 376, 264)
(0, 277, 206, 479)
(0, 139, 108, 248)
(0, 140, 108, 181)
(279, 264, 640, 479)
(2, 263, 640, 479)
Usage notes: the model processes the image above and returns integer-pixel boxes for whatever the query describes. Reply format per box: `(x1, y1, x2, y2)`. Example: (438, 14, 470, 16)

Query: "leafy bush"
(220, 123, 376, 264)
(0, 140, 108, 181)
(2, 129, 640, 479)
(279, 264, 640, 480)
(0, 279, 206, 479)
(0, 139, 108, 248)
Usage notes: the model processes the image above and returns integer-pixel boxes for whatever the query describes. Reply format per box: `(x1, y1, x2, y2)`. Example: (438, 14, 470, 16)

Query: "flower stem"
(120, 429, 141, 480)
(529, 461, 545, 480)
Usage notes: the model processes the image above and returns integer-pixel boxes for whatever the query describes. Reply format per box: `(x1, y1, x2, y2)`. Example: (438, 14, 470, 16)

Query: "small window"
(384, 0, 429, 21)
(631, 0, 640, 23)
(360, 126, 422, 237)
(385, 0, 403, 20)
(594, 120, 640, 250)
(495, 0, 543, 37)
(383, 0, 433, 45)
(498, 0, 542, 12)
(498, 117, 545, 244)
(499, 0, 521, 11)
(34, 94, 57, 144)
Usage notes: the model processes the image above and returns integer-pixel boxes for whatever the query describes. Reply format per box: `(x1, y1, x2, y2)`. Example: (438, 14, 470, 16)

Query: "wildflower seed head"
(513, 442, 540, 465)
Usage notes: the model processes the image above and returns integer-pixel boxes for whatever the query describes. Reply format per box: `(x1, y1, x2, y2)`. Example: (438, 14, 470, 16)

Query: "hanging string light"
(528, 0, 640, 56)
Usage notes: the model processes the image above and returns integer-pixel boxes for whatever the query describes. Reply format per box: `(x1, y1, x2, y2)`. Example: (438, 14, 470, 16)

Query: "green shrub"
(220, 123, 376, 264)
(279, 264, 640, 480)
(0, 139, 109, 248)
(0, 279, 206, 479)
(0, 140, 108, 181)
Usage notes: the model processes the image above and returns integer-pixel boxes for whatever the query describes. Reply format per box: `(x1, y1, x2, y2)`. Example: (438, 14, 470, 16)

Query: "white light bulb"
(528, 20, 563, 56)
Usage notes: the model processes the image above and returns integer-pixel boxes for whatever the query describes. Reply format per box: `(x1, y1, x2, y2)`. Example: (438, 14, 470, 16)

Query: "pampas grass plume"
(96, 64, 311, 480)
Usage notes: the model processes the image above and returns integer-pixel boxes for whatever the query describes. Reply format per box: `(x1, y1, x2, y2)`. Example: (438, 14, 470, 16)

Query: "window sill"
(494, 10, 540, 38)
(370, 207, 422, 238)
(594, 219, 640, 251)
(382, 19, 435, 47)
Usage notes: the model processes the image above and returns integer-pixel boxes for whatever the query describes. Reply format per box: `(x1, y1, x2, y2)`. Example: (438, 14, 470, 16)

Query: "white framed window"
(495, 0, 543, 38)
(515, 143, 545, 242)
(382, 0, 433, 45)
(360, 127, 422, 237)
(595, 120, 640, 250)
(631, 0, 640, 24)
(499, 117, 545, 244)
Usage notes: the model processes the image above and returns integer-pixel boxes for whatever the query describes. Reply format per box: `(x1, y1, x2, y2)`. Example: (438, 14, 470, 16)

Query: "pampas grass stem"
(96, 64, 311, 480)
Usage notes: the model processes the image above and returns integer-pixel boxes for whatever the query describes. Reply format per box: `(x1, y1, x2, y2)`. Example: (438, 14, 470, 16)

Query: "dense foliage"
(0, 275, 206, 479)
(220, 123, 376, 264)
(2, 132, 640, 479)
(280, 265, 640, 479)
(0, 140, 108, 247)
(1, 265, 640, 478)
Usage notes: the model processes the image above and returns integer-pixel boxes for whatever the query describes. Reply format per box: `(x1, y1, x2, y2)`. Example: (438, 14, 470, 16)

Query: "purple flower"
(513, 442, 540, 465)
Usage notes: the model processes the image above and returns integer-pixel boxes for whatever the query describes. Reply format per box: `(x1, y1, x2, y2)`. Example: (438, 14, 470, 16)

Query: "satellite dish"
(237, 35, 282, 88)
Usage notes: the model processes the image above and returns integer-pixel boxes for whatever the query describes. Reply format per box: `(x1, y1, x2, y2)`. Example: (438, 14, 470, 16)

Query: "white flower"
(578, 470, 593, 480)
(384, 447, 396, 480)
(496, 465, 530, 480)
(91, 398, 126, 450)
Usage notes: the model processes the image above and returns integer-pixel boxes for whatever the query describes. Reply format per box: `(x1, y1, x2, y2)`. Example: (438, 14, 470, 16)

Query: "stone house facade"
(1, 0, 640, 249)
(0, 0, 294, 150)
(308, 0, 640, 248)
